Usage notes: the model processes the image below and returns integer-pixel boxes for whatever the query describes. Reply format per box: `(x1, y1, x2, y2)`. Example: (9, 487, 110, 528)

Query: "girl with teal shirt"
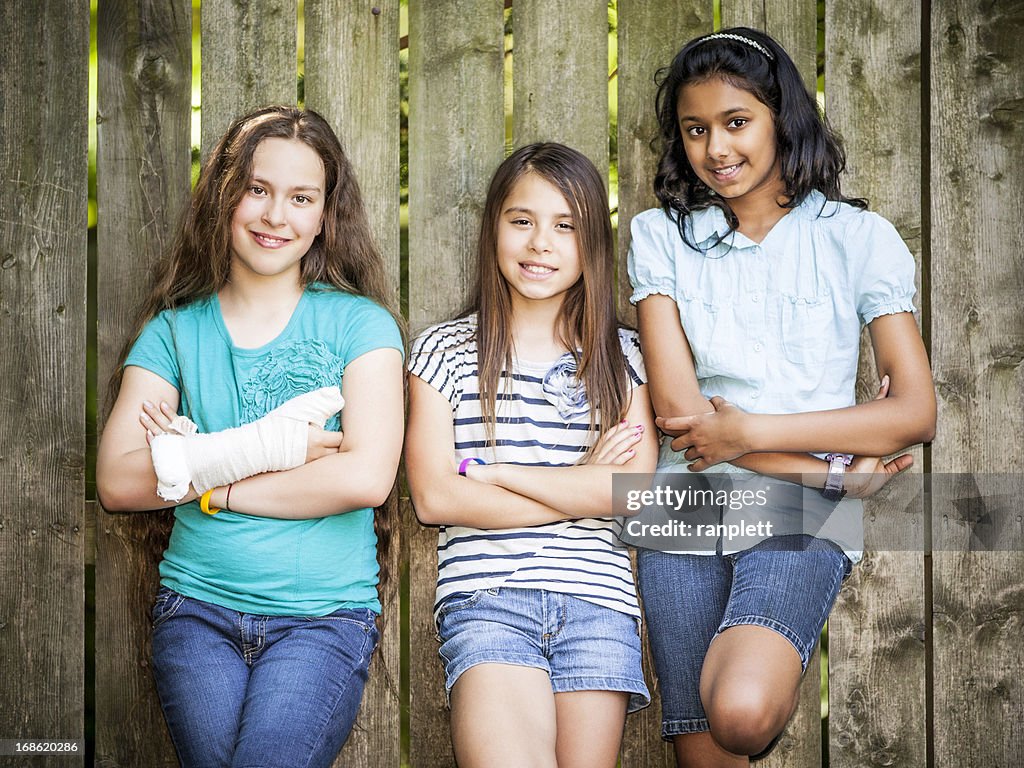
(627, 29, 936, 766)
(97, 106, 404, 767)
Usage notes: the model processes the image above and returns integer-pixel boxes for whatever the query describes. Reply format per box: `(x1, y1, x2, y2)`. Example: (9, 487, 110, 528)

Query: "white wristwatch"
(822, 453, 852, 501)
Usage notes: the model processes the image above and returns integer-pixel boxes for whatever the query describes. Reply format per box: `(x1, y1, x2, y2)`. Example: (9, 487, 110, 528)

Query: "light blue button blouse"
(626, 191, 918, 557)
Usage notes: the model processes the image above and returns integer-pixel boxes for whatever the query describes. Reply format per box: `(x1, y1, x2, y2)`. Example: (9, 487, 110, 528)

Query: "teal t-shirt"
(125, 284, 403, 616)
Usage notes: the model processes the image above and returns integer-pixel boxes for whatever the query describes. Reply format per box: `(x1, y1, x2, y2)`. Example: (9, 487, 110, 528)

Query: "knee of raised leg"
(705, 688, 786, 756)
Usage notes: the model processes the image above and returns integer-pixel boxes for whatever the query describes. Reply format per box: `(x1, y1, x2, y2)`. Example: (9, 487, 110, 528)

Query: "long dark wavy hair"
(653, 27, 866, 248)
(106, 105, 403, 606)
(462, 142, 631, 448)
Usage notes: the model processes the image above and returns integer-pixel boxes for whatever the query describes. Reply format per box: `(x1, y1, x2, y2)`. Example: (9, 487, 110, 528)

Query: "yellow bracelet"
(200, 488, 221, 515)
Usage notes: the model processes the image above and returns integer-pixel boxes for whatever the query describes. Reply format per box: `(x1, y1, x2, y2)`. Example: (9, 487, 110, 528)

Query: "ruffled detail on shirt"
(541, 352, 589, 421)
(240, 339, 345, 430)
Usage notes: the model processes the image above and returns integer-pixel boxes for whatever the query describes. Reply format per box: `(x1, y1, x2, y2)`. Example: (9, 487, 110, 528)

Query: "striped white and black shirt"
(409, 314, 646, 620)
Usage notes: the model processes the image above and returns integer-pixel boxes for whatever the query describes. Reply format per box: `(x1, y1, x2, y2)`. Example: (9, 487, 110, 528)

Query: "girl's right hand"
(306, 425, 343, 463)
(583, 421, 645, 466)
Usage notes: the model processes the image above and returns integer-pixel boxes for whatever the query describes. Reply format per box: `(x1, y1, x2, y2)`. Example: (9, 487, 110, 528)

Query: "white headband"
(696, 32, 775, 61)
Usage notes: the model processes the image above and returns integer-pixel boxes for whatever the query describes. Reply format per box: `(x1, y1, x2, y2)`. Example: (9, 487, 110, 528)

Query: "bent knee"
(704, 687, 794, 756)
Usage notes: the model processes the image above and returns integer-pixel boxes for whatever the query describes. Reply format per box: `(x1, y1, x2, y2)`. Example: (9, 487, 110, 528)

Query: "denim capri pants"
(435, 586, 651, 713)
(637, 534, 851, 740)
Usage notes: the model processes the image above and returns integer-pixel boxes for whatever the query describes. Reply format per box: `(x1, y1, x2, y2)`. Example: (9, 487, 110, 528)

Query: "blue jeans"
(637, 535, 851, 739)
(151, 586, 378, 768)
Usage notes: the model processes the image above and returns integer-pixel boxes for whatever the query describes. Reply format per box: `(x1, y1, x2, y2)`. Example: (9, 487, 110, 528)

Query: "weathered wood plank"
(407, 2, 505, 764)
(407, 509, 455, 768)
(757, 647, 822, 768)
(617, 2, 713, 764)
(512, 0, 608, 176)
(720, 0, 817, 92)
(931, 1, 1024, 765)
(616, 0, 712, 322)
(826, 2, 927, 766)
(94, 1, 192, 765)
(305, 0, 401, 287)
(407, 0, 505, 333)
(200, 0, 297, 158)
(305, 4, 402, 766)
(0, 1, 88, 762)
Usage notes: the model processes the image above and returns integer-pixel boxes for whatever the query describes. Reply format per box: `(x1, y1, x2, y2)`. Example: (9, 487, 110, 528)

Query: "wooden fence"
(1, 0, 1022, 766)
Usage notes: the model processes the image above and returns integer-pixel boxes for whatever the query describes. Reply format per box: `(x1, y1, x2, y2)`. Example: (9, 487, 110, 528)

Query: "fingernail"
(635, 424, 645, 433)
(143, 400, 154, 408)
(620, 418, 628, 425)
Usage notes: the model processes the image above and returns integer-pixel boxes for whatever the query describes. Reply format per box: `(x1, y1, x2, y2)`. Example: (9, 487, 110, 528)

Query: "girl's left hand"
(656, 396, 751, 471)
(582, 420, 645, 466)
(844, 453, 914, 498)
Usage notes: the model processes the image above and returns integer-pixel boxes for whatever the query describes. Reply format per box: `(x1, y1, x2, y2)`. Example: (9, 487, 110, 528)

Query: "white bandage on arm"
(151, 386, 345, 502)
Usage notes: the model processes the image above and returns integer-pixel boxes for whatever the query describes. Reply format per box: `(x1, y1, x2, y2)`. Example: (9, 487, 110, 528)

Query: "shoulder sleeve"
(849, 211, 918, 325)
(627, 208, 679, 305)
(408, 321, 470, 406)
(123, 311, 181, 389)
(617, 328, 647, 388)
(342, 299, 405, 364)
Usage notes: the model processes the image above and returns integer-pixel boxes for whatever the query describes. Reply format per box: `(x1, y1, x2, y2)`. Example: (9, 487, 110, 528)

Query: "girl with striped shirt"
(406, 143, 659, 768)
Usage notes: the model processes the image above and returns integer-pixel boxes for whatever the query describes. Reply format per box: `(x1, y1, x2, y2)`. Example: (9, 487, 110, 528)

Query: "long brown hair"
(107, 105, 403, 599)
(465, 142, 630, 447)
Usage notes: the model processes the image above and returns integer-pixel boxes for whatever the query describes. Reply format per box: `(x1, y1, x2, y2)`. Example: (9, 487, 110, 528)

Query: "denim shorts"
(637, 535, 851, 739)
(151, 586, 378, 768)
(436, 587, 650, 713)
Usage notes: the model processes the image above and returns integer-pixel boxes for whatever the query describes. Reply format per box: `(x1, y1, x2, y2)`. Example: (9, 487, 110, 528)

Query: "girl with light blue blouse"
(627, 28, 936, 767)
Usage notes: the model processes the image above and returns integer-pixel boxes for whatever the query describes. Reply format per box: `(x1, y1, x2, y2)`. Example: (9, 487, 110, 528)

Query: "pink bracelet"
(458, 457, 486, 476)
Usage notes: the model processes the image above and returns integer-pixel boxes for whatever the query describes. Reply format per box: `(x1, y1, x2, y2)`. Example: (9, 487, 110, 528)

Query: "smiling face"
(229, 136, 326, 283)
(496, 171, 582, 312)
(676, 76, 783, 207)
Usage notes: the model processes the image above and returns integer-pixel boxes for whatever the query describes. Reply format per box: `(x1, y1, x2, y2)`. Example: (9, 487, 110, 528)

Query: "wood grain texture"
(305, 0, 401, 287)
(407, 0, 505, 333)
(512, 0, 608, 176)
(826, 2, 927, 766)
(407, 508, 455, 767)
(200, 0, 297, 158)
(617, 3, 712, 764)
(406, 3, 504, 762)
(616, 0, 712, 322)
(760, 647, 822, 768)
(931, 0, 1024, 765)
(720, 0, 817, 92)
(0, 1, 88, 761)
(305, 5, 402, 766)
(94, 0, 192, 764)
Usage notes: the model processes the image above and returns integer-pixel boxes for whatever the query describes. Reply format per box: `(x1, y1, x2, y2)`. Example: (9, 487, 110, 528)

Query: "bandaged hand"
(148, 386, 345, 502)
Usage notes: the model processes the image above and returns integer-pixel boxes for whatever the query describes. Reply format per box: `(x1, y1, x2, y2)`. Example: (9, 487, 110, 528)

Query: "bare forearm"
(97, 447, 197, 512)
(411, 473, 574, 528)
(214, 450, 397, 520)
(730, 453, 828, 489)
(746, 398, 934, 456)
(474, 463, 629, 518)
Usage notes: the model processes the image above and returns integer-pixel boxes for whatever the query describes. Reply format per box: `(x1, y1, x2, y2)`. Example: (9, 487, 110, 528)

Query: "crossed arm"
(96, 347, 404, 519)
(637, 294, 936, 490)
(404, 372, 659, 529)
